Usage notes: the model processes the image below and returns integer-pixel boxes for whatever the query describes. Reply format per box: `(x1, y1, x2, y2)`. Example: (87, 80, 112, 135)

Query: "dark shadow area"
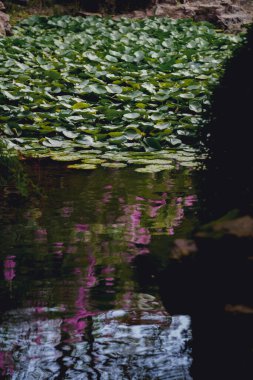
(134, 24, 253, 380)
(200, 24, 253, 221)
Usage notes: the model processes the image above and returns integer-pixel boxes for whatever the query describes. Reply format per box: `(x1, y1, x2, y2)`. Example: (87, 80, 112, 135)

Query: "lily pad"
(67, 163, 97, 170)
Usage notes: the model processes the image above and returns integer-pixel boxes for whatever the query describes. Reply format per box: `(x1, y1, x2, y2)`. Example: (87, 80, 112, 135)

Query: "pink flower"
(4, 256, 16, 282)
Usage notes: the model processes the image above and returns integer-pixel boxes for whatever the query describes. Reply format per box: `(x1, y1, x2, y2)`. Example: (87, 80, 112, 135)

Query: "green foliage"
(0, 16, 242, 171)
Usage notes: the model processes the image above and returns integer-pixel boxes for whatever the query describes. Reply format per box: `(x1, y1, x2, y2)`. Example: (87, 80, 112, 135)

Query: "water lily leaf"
(76, 135, 95, 146)
(105, 84, 122, 94)
(42, 138, 64, 148)
(134, 51, 145, 61)
(123, 113, 140, 120)
(45, 70, 61, 80)
(62, 130, 79, 139)
(2, 91, 20, 100)
(72, 102, 90, 110)
(87, 84, 107, 94)
(144, 137, 161, 150)
(51, 154, 82, 162)
(135, 164, 172, 173)
(189, 100, 202, 113)
(67, 163, 97, 170)
(82, 158, 105, 164)
(154, 123, 171, 130)
(121, 54, 134, 62)
(105, 54, 118, 62)
(125, 127, 142, 140)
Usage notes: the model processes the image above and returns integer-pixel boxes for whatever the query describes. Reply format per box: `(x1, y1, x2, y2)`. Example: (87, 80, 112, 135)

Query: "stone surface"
(0, 2, 11, 36)
(153, 0, 253, 31)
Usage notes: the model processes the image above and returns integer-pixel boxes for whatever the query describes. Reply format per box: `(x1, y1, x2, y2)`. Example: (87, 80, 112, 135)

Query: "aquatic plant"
(0, 16, 241, 170)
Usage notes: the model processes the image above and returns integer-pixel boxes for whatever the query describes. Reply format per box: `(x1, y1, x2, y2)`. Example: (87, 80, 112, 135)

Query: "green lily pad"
(101, 162, 127, 168)
(67, 163, 97, 170)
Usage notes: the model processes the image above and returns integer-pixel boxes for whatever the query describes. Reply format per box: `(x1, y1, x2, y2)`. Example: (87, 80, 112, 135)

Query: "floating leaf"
(189, 100, 202, 113)
(123, 113, 140, 120)
(67, 163, 97, 170)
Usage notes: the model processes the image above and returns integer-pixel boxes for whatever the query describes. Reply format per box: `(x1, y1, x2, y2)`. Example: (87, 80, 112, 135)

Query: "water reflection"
(0, 163, 197, 379)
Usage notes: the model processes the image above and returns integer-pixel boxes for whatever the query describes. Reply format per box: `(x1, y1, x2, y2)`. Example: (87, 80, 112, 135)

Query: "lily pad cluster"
(0, 15, 241, 171)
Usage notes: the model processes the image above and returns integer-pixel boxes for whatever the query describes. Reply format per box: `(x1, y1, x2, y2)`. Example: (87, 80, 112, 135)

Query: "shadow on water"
(134, 24, 253, 380)
(0, 161, 198, 379)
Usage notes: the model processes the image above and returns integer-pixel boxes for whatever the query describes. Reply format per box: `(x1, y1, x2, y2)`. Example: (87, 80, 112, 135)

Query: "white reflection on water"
(0, 297, 192, 380)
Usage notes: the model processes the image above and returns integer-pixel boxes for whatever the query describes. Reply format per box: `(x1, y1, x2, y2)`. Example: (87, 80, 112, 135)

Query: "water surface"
(0, 163, 198, 379)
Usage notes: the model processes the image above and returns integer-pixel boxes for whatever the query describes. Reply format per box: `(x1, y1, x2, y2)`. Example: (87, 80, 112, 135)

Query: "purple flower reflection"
(74, 224, 89, 233)
(168, 227, 175, 236)
(184, 195, 197, 207)
(4, 256, 16, 282)
(64, 254, 98, 340)
(0, 351, 14, 377)
(53, 242, 64, 257)
(60, 207, 73, 218)
(135, 228, 151, 245)
(34, 228, 47, 242)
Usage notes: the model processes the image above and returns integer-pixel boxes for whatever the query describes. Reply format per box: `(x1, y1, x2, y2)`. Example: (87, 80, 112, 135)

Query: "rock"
(0, 11, 11, 36)
(0, 1, 11, 36)
(152, 0, 253, 31)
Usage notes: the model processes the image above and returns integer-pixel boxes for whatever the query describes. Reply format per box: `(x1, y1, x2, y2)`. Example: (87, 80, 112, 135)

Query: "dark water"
(0, 163, 198, 379)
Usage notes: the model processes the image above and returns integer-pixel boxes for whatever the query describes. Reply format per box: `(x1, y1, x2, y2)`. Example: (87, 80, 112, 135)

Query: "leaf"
(45, 70, 61, 80)
(144, 137, 162, 150)
(105, 84, 122, 94)
(134, 50, 145, 61)
(76, 135, 95, 146)
(67, 163, 97, 170)
(72, 102, 90, 110)
(123, 113, 140, 120)
(62, 130, 79, 139)
(105, 55, 118, 63)
(42, 138, 64, 148)
(189, 100, 202, 113)
(135, 164, 172, 173)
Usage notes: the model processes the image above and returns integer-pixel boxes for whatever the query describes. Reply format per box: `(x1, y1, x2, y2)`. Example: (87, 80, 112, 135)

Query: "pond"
(0, 162, 199, 379)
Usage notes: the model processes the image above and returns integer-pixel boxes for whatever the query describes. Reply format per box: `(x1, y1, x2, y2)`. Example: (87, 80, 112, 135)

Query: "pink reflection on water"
(168, 227, 174, 236)
(60, 206, 73, 218)
(53, 242, 64, 257)
(75, 224, 89, 233)
(64, 253, 98, 339)
(34, 228, 47, 242)
(102, 186, 113, 204)
(135, 228, 151, 245)
(66, 245, 77, 254)
(101, 266, 114, 275)
(184, 195, 197, 207)
(0, 351, 14, 377)
(4, 256, 16, 282)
